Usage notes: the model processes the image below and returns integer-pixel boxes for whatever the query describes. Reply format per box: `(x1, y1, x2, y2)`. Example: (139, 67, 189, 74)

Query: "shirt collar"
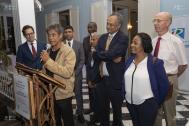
(27, 40, 37, 45)
(109, 31, 117, 38)
(66, 39, 73, 44)
(157, 31, 170, 41)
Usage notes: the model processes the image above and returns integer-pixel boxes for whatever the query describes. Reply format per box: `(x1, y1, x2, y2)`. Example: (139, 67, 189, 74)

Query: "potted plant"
(0, 51, 12, 66)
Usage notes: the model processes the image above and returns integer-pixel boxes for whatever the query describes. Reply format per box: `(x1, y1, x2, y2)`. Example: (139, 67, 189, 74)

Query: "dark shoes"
(90, 114, 100, 125)
(77, 114, 85, 124)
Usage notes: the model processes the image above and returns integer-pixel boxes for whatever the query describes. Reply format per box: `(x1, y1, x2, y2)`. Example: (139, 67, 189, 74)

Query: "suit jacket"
(94, 30, 128, 89)
(16, 41, 46, 70)
(70, 40, 85, 76)
(86, 50, 101, 83)
(83, 36, 91, 65)
(124, 54, 169, 105)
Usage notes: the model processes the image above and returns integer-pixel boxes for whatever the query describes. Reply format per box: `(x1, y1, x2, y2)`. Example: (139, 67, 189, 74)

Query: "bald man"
(152, 12, 188, 126)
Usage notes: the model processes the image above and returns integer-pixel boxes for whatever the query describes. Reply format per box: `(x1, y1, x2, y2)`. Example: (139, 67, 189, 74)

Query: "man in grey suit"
(64, 25, 85, 124)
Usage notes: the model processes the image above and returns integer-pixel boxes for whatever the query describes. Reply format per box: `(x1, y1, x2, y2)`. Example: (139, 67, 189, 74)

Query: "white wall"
(138, 0, 160, 38)
(11, 0, 36, 50)
(91, 0, 112, 35)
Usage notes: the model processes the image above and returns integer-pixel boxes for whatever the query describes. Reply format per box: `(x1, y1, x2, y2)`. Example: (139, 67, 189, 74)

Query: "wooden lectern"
(16, 63, 66, 126)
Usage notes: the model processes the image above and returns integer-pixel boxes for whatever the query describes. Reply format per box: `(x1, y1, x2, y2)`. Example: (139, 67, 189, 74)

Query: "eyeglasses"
(152, 19, 168, 23)
(107, 22, 117, 27)
(25, 32, 34, 37)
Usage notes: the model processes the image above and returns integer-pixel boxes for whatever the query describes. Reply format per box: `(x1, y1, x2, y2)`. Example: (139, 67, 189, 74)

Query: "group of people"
(16, 11, 187, 126)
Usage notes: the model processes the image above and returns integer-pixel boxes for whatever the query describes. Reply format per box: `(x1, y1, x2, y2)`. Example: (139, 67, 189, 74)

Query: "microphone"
(40, 44, 51, 62)
(45, 43, 51, 51)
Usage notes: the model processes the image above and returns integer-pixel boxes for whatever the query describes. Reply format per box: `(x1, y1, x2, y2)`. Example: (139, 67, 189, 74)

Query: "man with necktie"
(83, 22, 98, 115)
(85, 33, 101, 124)
(64, 25, 85, 124)
(152, 12, 188, 126)
(16, 25, 46, 70)
(93, 12, 128, 126)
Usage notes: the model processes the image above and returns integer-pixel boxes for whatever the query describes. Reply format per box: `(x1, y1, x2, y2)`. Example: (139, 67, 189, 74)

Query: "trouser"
(127, 98, 158, 126)
(154, 75, 178, 126)
(54, 97, 74, 126)
(96, 77, 122, 126)
(89, 87, 96, 113)
(74, 74, 83, 115)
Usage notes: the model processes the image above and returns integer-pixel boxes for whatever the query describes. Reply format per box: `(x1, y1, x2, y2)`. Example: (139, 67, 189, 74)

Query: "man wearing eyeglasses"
(152, 12, 188, 126)
(93, 13, 128, 126)
(16, 25, 46, 69)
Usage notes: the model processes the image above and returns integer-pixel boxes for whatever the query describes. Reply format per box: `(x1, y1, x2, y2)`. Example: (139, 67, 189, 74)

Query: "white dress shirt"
(27, 40, 37, 54)
(66, 39, 73, 48)
(152, 32, 188, 74)
(90, 47, 95, 67)
(102, 32, 117, 76)
(124, 57, 154, 105)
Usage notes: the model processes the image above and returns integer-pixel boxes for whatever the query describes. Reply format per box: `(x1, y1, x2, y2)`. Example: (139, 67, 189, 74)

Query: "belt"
(167, 73, 177, 76)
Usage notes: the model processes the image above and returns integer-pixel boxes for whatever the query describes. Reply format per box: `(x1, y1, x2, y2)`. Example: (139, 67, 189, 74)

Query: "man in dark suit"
(16, 25, 46, 70)
(86, 33, 101, 124)
(83, 22, 97, 115)
(93, 13, 128, 126)
(64, 25, 85, 124)
(83, 22, 97, 66)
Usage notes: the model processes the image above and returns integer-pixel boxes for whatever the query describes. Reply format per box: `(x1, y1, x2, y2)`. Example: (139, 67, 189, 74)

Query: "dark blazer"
(83, 36, 91, 65)
(72, 40, 85, 76)
(86, 51, 101, 83)
(94, 30, 128, 89)
(16, 41, 46, 70)
(124, 54, 169, 105)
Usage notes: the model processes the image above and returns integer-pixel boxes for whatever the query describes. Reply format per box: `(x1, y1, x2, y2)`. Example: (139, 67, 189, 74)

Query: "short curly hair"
(135, 32, 153, 53)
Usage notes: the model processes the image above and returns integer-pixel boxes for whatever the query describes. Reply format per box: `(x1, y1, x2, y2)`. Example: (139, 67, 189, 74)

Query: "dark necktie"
(31, 43, 36, 57)
(68, 41, 71, 47)
(153, 37, 161, 57)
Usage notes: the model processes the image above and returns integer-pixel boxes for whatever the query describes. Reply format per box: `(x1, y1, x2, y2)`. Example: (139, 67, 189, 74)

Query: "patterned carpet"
(72, 79, 189, 126)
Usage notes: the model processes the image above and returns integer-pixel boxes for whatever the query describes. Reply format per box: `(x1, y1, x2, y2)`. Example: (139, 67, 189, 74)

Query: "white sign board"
(14, 74, 30, 120)
(170, 16, 189, 47)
